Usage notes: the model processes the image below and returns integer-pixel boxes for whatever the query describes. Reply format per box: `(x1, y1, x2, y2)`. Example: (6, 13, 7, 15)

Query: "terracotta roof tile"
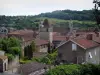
(71, 38, 99, 49)
(53, 35, 68, 41)
(8, 30, 34, 35)
(35, 39, 48, 46)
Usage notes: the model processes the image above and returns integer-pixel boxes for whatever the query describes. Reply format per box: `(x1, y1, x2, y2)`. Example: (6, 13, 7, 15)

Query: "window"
(72, 43, 77, 51)
(89, 52, 92, 58)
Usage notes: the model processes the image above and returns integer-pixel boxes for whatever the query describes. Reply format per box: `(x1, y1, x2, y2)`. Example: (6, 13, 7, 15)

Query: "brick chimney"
(86, 34, 93, 40)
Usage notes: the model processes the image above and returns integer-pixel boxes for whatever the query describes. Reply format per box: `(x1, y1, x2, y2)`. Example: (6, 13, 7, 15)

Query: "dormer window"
(72, 43, 77, 51)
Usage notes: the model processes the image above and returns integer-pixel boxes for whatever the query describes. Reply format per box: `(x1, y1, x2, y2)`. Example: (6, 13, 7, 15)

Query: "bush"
(40, 57, 52, 64)
(46, 64, 80, 75)
(6, 53, 14, 61)
(19, 59, 31, 64)
(9, 47, 21, 55)
(46, 64, 100, 75)
(80, 64, 100, 75)
(32, 51, 58, 64)
(32, 57, 41, 62)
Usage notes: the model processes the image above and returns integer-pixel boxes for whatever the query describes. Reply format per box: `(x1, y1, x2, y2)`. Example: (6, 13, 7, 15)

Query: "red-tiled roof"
(35, 39, 48, 46)
(93, 37, 100, 43)
(8, 30, 34, 35)
(53, 35, 68, 41)
(8, 30, 38, 42)
(71, 38, 99, 49)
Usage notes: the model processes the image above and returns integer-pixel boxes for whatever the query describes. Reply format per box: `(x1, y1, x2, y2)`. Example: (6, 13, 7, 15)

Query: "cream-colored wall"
(3, 58, 8, 71)
(39, 47, 48, 52)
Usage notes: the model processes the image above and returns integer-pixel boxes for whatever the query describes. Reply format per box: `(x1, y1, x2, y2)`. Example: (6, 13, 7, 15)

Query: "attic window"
(89, 52, 92, 58)
(72, 43, 77, 51)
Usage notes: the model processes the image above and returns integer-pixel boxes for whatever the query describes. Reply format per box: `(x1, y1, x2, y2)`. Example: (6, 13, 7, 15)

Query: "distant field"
(37, 17, 96, 29)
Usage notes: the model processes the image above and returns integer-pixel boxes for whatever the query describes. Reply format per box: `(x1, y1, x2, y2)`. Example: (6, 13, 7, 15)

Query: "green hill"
(0, 9, 97, 29)
(35, 10, 94, 21)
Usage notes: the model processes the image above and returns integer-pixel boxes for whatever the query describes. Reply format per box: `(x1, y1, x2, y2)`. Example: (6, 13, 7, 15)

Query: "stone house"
(8, 29, 37, 56)
(34, 39, 49, 52)
(57, 36, 100, 64)
(8, 29, 36, 48)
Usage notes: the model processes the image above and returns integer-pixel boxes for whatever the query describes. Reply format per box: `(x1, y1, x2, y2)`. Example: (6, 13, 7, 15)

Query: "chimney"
(86, 34, 93, 40)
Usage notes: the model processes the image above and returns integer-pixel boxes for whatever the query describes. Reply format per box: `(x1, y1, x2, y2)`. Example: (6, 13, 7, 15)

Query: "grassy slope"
(36, 17, 96, 29)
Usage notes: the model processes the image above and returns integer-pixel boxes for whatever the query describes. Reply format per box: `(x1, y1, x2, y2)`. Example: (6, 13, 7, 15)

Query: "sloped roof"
(34, 38, 48, 46)
(57, 38, 100, 49)
(8, 30, 34, 36)
(71, 38, 99, 49)
(53, 35, 68, 41)
(20, 62, 47, 75)
(8, 30, 38, 42)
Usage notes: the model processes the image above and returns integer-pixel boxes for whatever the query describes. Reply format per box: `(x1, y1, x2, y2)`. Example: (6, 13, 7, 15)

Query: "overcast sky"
(0, 0, 94, 16)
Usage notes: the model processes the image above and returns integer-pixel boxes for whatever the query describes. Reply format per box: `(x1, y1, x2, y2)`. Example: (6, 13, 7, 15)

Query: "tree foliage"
(32, 50, 58, 64)
(46, 64, 100, 75)
(6, 53, 14, 61)
(30, 40, 37, 52)
(0, 10, 96, 30)
(0, 37, 21, 61)
(36, 10, 94, 21)
(43, 19, 49, 26)
(46, 64, 80, 75)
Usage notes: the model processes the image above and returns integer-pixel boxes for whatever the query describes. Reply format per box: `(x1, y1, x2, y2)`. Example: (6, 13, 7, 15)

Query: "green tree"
(0, 37, 21, 61)
(8, 37, 21, 47)
(9, 47, 21, 56)
(30, 40, 37, 52)
(6, 53, 14, 61)
(43, 19, 50, 26)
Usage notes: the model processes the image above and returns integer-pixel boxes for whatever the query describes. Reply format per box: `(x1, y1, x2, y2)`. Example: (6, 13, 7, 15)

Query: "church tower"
(39, 19, 53, 43)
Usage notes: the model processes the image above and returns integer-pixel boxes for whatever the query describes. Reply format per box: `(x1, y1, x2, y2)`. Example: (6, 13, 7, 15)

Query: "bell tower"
(39, 19, 53, 43)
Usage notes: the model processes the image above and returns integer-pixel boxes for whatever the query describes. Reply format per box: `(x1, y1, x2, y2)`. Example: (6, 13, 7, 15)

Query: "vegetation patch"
(46, 64, 100, 75)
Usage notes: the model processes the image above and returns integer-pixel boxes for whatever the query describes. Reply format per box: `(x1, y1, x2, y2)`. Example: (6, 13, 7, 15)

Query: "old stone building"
(57, 34, 100, 64)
